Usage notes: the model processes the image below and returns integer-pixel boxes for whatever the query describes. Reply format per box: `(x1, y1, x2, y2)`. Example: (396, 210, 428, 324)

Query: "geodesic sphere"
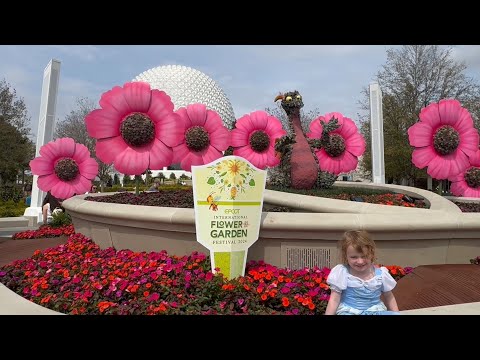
(133, 64, 236, 129)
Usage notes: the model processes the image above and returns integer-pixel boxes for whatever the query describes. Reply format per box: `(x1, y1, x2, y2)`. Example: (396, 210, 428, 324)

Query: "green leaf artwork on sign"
(249, 179, 255, 186)
(207, 177, 216, 185)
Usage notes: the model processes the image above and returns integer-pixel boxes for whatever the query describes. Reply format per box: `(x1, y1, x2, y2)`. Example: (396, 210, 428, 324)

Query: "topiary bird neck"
(289, 111, 318, 189)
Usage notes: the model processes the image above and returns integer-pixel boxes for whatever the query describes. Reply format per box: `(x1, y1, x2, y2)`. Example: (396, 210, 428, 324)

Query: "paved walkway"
(0, 236, 68, 267)
(392, 264, 480, 310)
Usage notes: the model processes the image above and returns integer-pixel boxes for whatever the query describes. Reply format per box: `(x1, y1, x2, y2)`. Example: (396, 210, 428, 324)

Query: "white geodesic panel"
(133, 65, 236, 129)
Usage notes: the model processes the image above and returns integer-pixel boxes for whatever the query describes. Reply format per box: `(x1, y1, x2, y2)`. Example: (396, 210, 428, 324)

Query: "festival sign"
(191, 155, 267, 279)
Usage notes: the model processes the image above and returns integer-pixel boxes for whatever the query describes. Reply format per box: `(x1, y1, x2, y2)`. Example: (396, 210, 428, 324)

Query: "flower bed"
(0, 233, 411, 315)
(12, 225, 75, 240)
(85, 189, 428, 210)
(454, 202, 480, 213)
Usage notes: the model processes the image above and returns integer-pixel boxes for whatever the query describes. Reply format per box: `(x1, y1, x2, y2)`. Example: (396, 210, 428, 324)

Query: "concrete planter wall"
(63, 182, 480, 269)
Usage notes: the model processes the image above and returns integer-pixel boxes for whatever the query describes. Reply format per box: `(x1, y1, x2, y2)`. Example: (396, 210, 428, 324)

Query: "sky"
(1, 45, 480, 141)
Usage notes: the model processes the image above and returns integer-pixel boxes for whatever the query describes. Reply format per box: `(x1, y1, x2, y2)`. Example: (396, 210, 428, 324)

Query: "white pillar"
(369, 82, 385, 184)
(24, 59, 61, 223)
(427, 175, 433, 190)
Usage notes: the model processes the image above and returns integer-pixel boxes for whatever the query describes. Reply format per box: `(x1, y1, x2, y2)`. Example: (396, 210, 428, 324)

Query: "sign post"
(192, 156, 267, 279)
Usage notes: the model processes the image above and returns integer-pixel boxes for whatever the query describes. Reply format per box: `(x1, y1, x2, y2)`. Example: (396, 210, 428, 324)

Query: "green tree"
(55, 97, 113, 190)
(0, 80, 34, 185)
(122, 175, 132, 186)
(113, 173, 120, 186)
(0, 117, 34, 185)
(157, 172, 166, 183)
(358, 45, 480, 185)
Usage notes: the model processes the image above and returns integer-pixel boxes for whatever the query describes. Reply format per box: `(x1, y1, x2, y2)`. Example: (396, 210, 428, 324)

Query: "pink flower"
(85, 82, 184, 175)
(307, 112, 366, 175)
(231, 111, 286, 169)
(449, 149, 480, 197)
(29, 138, 98, 199)
(408, 99, 479, 180)
(172, 104, 230, 171)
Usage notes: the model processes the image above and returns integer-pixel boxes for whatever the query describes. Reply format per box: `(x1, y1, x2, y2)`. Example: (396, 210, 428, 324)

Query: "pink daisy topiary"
(408, 99, 479, 180)
(85, 81, 184, 175)
(29, 138, 99, 199)
(172, 103, 230, 171)
(230, 111, 286, 170)
(307, 112, 366, 175)
(449, 149, 480, 197)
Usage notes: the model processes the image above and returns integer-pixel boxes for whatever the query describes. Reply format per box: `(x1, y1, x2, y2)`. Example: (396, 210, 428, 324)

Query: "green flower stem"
(135, 175, 140, 195)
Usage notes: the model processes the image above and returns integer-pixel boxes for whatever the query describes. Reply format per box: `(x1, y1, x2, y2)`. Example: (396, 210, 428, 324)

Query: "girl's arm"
(324, 291, 342, 315)
(383, 291, 399, 311)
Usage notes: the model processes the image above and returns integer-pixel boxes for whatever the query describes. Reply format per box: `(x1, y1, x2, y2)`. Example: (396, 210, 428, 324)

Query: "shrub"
(0, 200, 27, 218)
(49, 211, 72, 227)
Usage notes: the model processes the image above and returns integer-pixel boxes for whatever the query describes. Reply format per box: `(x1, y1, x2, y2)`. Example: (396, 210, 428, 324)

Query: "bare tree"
(55, 97, 113, 191)
(265, 102, 321, 135)
(0, 79, 31, 137)
(358, 45, 480, 184)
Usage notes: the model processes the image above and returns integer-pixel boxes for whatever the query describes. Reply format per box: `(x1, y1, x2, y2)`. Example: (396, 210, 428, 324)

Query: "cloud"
(243, 45, 387, 61)
(450, 45, 480, 72)
(46, 45, 102, 62)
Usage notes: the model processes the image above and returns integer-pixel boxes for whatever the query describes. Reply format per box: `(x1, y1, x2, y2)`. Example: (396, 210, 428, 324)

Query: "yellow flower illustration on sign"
(207, 158, 256, 194)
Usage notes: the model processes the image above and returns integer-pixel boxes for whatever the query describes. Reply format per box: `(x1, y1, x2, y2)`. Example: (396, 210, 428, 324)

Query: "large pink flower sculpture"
(85, 82, 184, 175)
(408, 99, 479, 180)
(172, 104, 230, 171)
(307, 112, 366, 175)
(449, 149, 480, 197)
(29, 138, 99, 199)
(231, 110, 286, 169)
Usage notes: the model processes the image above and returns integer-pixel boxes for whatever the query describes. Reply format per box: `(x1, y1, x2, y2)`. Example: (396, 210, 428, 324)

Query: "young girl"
(325, 230, 400, 315)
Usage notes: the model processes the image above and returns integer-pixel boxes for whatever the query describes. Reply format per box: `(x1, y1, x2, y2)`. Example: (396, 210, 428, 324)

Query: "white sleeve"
(327, 264, 348, 293)
(380, 267, 397, 292)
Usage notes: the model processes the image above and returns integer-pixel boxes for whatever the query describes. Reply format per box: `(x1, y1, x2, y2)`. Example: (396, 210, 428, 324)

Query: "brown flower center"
(433, 125, 460, 155)
(324, 134, 346, 157)
(249, 130, 270, 152)
(120, 113, 155, 147)
(54, 158, 79, 181)
(464, 167, 480, 188)
(185, 126, 210, 151)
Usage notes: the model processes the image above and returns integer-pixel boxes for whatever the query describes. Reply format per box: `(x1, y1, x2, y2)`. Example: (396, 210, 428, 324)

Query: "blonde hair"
(340, 230, 377, 264)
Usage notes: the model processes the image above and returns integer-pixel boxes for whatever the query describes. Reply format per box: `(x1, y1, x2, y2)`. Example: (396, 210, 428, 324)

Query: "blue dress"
(327, 264, 400, 315)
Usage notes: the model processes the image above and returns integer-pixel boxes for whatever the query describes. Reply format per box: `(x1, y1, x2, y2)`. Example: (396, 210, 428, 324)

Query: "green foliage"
(0, 80, 34, 185)
(316, 171, 337, 189)
(169, 172, 176, 180)
(0, 186, 23, 202)
(50, 211, 72, 227)
(113, 173, 120, 186)
(0, 200, 27, 218)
